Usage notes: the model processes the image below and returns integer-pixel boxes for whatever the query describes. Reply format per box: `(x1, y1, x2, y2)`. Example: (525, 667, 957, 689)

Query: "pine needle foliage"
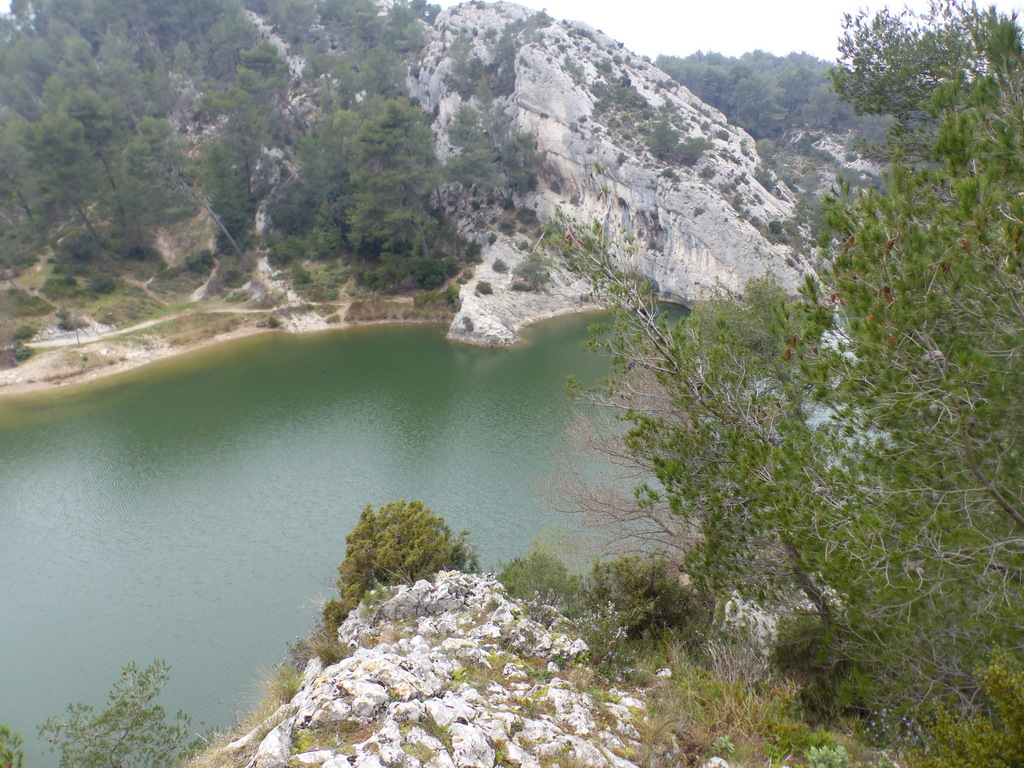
(322, 501, 477, 633)
(909, 651, 1024, 768)
(552, 2, 1024, 711)
(38, 661, 197, 768)
(0, 726, 24, 768)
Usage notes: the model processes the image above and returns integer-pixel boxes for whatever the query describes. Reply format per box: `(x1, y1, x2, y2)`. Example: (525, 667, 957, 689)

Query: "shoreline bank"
(0, 311, 448, 399)
(0, 305, 607, 399)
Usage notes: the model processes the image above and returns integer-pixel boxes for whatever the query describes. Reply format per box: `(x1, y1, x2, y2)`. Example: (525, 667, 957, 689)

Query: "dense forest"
(0, 0, 547, 364)
(655, 50, 889, 142)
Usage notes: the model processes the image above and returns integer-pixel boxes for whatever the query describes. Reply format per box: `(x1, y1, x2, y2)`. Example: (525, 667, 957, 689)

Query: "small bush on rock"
(322, 501, 478, 634)
(512, 253, 551, 291)
(498, 546, 712, 670)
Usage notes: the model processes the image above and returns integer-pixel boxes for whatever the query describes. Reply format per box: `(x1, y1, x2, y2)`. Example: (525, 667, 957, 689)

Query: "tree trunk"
(783, 539, 832, 630)
(70, 200, 107, 270)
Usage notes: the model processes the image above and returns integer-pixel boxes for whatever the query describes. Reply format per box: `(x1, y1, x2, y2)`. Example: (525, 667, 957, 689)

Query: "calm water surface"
(0, 315, 609, 766)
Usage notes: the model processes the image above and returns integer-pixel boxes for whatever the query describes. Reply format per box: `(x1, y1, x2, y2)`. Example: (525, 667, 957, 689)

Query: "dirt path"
(123, 276, 169, 306)
(1, 299, 437, 397)
(27, 308, 273, 349)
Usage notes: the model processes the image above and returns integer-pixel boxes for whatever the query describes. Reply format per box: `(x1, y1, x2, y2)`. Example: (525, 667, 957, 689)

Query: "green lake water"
(0, 315, 610, 766)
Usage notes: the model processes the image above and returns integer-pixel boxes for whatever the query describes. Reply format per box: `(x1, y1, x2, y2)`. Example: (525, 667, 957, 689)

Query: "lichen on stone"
(236, 571, 645, 768)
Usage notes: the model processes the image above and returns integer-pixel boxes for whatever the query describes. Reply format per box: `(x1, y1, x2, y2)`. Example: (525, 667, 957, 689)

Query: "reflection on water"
(0, 316, 608, 766)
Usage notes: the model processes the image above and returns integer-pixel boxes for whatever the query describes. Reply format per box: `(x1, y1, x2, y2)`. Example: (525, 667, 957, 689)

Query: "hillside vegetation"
(0, 0, 874, 370)
(0, 0, 549, 365)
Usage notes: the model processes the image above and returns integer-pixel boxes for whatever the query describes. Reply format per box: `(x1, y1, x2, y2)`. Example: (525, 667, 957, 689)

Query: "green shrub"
(493, 258, 508, 273)
(498, 545, 579, 604)
(771, 613, 858, 721)
(12, 325, 37, 342)
(413, 284, 461, 311)
(579, 554, 712, 643)
(908, 650, 1024, 768)
(185, 250, 214, 273)
(678, 137, 713, 166)
(123, 245, 158, 262)
(476, 280, 493, 295)
(550, 554, 714, 670)
(516, 207, 539, 226)
(290, 263, 312, 286)
(771, 721, 836, 756)
(222, 267, 245, 289)
(268, 237, 304, 268)
(8, 290, 53, 317)
(513, 253, 551, 290)
(322, 501, 478, 633)
(55, 306, 82, 332)
(13, 344, 31, 362)
(41, 275, 79, 300)
(806, 744, 850, 768)
(87, 274, 117, 294)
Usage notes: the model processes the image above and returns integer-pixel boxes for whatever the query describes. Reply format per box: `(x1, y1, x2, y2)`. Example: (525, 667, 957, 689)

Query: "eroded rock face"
(234, 572, 646, 768)
(449, 240, 597, 348)
(409, 2, 811, 345)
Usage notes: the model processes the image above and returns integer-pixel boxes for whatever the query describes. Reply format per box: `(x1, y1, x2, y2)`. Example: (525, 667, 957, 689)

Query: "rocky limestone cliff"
(219, 572, 653, 768)
(199, 2, 814, 349)
(406, 2, 811, 346)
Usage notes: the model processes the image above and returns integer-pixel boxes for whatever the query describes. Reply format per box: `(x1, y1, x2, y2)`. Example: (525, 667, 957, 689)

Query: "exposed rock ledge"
(228, 572, 649, 768)
(421, 1, 814, 347)
(448, 239, 598, 347)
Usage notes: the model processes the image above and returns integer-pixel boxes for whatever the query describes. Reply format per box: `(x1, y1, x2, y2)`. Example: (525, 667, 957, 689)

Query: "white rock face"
(449, 239, 598, 346)
(408, 2, 811, 345)
(229, 572, 643, 768)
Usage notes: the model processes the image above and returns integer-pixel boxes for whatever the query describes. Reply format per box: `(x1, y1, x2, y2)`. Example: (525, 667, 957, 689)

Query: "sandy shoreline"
(0, 312, 450, 399)
(1, 273, 607, 399)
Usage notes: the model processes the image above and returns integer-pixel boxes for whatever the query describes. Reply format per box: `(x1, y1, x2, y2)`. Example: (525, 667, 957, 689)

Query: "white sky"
(0, 0, 1021, 62)
(439, 0, 1024, 61)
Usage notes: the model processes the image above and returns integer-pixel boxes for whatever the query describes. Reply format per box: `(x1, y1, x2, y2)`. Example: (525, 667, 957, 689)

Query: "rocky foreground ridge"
(222, 572, 658, 768)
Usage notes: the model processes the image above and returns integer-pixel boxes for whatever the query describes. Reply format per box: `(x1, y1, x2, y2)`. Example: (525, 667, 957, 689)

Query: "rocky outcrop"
(190, 2, 816, 349)
(408, 2, 812, 345)
(448, 239, 597, 347)
(229, 572, 648, 768)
